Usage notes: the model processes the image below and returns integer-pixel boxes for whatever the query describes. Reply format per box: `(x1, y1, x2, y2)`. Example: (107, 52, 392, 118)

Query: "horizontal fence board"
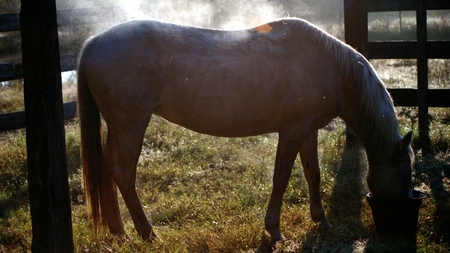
(57, 6, 127, 27)
(368, 42, 416, 59)
(389, 88, 450, 107)
(0, 13, 20, 32)
(0, 6, 126, 32)
(428, 41, 450, 58)
(60, 54, 78, 72)
(0, 54, 77, 81)
(367, 0, 450, 12)
(367, 0, 416, 12)
(0, 108, 26, 132)
(0, 62, 21, 82)
(367, 41, 450, 59)
(0, 101, 77, 132)
(425, 0, 450, 10)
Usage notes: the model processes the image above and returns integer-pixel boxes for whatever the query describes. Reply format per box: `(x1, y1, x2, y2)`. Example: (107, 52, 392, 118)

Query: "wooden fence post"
(416, 0, 432, 154)
(344, 0, 367, 148)
(344, 0, 368, 54)
(20, 0, 74, 251)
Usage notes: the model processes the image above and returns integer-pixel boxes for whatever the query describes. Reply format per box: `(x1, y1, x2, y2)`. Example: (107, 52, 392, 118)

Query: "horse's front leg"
(264, 126, 306, 243)
(299, 130, 332, 228)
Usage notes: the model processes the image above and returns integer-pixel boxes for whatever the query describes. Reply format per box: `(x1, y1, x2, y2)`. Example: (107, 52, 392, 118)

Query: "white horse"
(77, 18, 414, 242)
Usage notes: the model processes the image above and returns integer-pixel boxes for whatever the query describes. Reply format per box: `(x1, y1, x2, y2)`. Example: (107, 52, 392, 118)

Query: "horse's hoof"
(148, 231, 160, 242)
(121, 234, 131, 242)
(262, 230, 285, 247)
(141, 229, 160, 242)
(319, 220, 333, 229)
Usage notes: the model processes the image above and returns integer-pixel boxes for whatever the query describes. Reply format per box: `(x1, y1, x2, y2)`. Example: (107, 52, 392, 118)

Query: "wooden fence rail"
(0, 101, 77, 132)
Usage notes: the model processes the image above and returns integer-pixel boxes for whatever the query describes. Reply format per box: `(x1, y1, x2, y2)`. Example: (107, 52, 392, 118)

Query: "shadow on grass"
(414, 154, 450, 245)
(255, 128, 375, 252)
(299, 127, 371, 252)
(0, 186, 28, 219)
(299, 127, 447, 252)
(363, 147, 450, 252)
(326, 127, 368, 229)
(252, 129, 449, 252)
(0, 167, 28, 219)
(0, 124, 83, 220)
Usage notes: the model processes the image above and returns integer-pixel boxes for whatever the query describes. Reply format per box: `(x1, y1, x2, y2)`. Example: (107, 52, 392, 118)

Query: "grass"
(1, 111, 449, 252)
(0, 80, 24, 113)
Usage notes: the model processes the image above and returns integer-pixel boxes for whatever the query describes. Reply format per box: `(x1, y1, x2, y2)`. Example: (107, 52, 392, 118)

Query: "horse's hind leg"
(299, 130, 332, 228)
(108, 120, 156, 240)
(101, 133, 125, 236)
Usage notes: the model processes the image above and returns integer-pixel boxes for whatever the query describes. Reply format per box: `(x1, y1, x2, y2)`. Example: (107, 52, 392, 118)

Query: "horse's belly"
(164, 118, 275, 137)
(154, 104, 279, 137)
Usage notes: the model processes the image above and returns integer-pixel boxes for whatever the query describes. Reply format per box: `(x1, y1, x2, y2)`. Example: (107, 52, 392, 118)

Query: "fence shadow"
(326, 127, 368, 227)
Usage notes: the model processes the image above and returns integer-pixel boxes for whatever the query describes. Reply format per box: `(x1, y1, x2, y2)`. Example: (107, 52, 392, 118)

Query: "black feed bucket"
(366, 190, 426, 234)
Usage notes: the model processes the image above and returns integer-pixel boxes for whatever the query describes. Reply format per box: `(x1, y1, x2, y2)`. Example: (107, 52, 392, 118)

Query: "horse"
(77, 18, 414, 242)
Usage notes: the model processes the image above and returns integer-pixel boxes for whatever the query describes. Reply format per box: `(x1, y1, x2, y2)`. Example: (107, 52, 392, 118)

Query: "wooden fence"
(0, 6, 126, 132)
(344, 0, 450, 152)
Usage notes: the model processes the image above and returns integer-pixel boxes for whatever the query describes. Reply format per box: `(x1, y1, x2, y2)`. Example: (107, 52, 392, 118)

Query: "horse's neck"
(348, 115, 396, 163)
(340, 112, 379, 162)
(339, 63, 399, 164)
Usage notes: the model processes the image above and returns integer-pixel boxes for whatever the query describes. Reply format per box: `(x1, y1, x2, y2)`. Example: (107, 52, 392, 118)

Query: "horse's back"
(79, 19, 342, 137)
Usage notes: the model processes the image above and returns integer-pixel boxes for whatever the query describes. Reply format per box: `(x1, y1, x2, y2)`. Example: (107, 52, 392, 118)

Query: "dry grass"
(1, 112, 449, 252)
(0, 80, 24, 113)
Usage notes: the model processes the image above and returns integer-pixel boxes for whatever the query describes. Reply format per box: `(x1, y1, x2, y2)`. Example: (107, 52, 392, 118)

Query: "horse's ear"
(398, 131, 413, 152)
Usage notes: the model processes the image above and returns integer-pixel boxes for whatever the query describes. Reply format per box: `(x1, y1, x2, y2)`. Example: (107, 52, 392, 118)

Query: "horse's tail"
(78, 37, 103, 237)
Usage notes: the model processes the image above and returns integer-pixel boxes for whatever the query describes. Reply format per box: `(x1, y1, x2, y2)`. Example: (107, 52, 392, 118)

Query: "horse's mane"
(356, 59, 400, 157)
(275, 18, 400, 156)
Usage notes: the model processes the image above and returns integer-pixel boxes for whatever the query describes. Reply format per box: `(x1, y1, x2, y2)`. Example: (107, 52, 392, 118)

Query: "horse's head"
(367, 131, 414, 199)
